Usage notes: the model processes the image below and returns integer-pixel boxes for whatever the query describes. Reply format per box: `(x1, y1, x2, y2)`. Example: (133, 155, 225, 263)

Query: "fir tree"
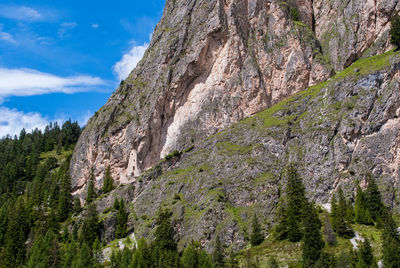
(115, 200, 128, 239)
(86, 167, 96, 204)
(102, 166, 115, 194)
(181, 241, 211, 268)
(80, 203, 100, 247)
(250, 214, 264, 246)
(331, 188, 354, 238)
(381, 208, 400, 267)
(286, 164, 305, 242)
(93, 237, 103, 265)
(273, 196, 288, 240)
(61, 240, 77, 268)
(213, 235, 225, 268)
(355, 185, 373, 225)
(301, 201, 324, 267)
(364, 177, 383, 221)
(357, 238, 374, 267)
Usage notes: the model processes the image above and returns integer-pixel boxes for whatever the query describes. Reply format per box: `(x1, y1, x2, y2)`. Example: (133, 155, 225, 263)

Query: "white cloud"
(91, 23, 100, 29)
(0, 107, 49, 138)
(0, 5, 43, 22)
(58, 22, 78, 38)
(113, 43, 148, 81)
(0, 31, 17, 44)
(0, 68, 106, 101)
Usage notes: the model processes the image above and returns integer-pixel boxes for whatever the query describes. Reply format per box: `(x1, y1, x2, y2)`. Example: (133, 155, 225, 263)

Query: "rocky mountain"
(70, 0, 400, 251)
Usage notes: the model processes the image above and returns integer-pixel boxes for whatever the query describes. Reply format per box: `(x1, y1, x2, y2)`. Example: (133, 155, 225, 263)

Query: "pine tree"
(273, 196, 288, 240)
(381, 208, 400, 267)
(250, 214, 264, 246)
(115, 200, 128, 239)
(93, 237, 103, 265)
(61, 240, 77, 268)
(102, 166, 115, 194)
(86, 167, 97, 204)
(315, 252, 336, 268)
(129, 238, 150, 268)
(357, 238, 374, 267)
(364, 177, 383, 221)
(301, 201, 324, 267)
(286, 164, 305, 242)
(331, 188, 354, 238)
(355, 185, 373, 225)
(80, 203, 100, 247)
(213, 235, 225, 268)
(181, 241, 210, 268)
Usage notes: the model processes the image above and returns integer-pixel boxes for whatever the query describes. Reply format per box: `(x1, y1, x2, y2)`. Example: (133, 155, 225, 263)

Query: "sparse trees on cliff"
(390, 15, 400, 50)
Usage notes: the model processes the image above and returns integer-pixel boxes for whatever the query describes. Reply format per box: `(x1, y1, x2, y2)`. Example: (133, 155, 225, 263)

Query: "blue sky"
(0, 0, 165, 137)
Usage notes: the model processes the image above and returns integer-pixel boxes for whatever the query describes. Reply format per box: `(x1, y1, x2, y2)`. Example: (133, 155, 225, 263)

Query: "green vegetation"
(390, 15, 400, 49)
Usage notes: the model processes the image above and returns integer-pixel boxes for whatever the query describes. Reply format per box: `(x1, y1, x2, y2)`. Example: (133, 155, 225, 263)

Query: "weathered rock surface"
(96, 51, 400, 251)
(70, 0, 338, 196)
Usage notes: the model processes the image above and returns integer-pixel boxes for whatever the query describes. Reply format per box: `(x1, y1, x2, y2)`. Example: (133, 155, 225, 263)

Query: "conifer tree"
(357, 238, 374, 267)
(301, 201, 324, 267)
(323, 214, 337, 246)
(129, 238, 149, 268)
(115, 200, 128, 239)
(250, 214, 264, 246)
(93, 237, 103, 265)
(181, 241, 211, 268)
(365, 177, 383, 221)
(213, 235, 225, 268)
(331, 189, 354, 238)
(86, 167, 96, 204)
(381, 208, 400, 267)
(102, 166, 115, 194)
(151, 208, 179, 267)
(61, 240, 77, 268)
(80, 203, 100, 247)
(355, 185, 373, 225)
(286, 164, 305, 242)
(273, 196, 288, 240)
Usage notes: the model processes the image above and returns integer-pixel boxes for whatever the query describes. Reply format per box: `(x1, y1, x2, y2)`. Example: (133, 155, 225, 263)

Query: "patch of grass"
(216, 141, 253, 156)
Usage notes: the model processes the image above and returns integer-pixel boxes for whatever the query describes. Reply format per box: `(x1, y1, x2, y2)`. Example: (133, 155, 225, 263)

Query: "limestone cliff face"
(70, 0, 398, 197)
(93, 51, 400, 251)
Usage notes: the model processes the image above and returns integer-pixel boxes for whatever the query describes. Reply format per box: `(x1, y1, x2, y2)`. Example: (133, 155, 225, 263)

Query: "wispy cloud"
(0, 68, 107, 102)
(91, 23, 100, 29)
(58, 22, 78, 38)
(0, 5, 43, 22)
(113, 43, 148, 81)
(0, 107, 49, 137)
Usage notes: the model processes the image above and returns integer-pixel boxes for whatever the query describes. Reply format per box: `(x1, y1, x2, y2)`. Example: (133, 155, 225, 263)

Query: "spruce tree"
(286, 164, 305, 242)
(250, 214, 264, 246)
(273, 196, 288, 240)
(266, 256, 279, 268)
(323, 214, 337, 246)
(102, 166, 114, 194)
(331, 188, 354, 238)
(115, 200, 128, 239)
(80, 203, 100, 247)
(213, 235, 225, 268)
(355, 185, 373, 225)
(357, 238, 374, 267)
(181, 241, 210, 268)
(381, 208, 400, 267)
(364, 177, 383, 221)
(86, 167, 96, 204)
(301, 201, 324, 267)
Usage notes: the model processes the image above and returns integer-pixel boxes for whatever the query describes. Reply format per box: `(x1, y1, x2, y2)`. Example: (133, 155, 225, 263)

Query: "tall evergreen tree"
(355, 185, 373, 225)
(381, 208, 400, 267)
(286, 164, 305, 242)
(331, 188, 354, 238)
(213, 235, 225, 268)
(273, 196, 288, 240)
(250, 214, 264, 246)
(86, 167, 96, 204)
(115, 200, 128, 239)
(364, 177, 383, 221)
(357, 238, 374, 267)
(102, 166, 115, 194)
(301, 201, 324, 267)
(80, 203, 100, 247)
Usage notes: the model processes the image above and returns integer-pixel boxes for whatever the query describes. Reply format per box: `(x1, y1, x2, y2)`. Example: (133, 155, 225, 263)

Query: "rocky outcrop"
(102, 51, 400, 251)
(314, 0, 400, 70)
(70, 0, 336, 196)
